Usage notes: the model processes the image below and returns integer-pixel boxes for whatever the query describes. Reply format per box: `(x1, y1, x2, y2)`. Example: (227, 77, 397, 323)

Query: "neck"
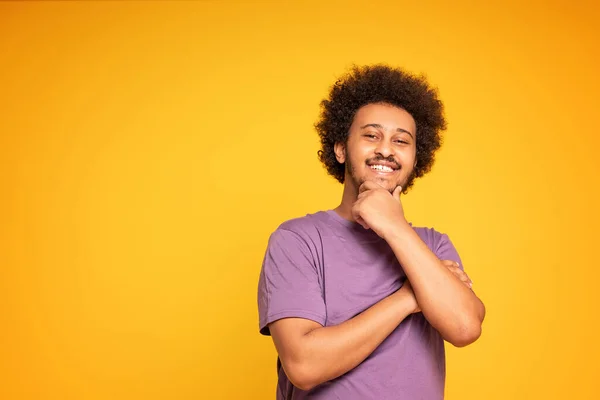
(334, 181, 359, 222)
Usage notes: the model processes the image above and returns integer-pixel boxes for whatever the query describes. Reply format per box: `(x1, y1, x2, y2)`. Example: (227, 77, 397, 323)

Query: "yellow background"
(1, 1, 598, 399)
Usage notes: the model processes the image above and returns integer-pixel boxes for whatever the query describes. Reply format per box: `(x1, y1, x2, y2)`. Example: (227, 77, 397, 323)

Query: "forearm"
(385, 223, 485, 346)
(289, 290, 414, 389)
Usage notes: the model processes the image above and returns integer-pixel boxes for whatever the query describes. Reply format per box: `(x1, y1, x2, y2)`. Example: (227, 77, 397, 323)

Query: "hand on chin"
(351, 180, 406, 238)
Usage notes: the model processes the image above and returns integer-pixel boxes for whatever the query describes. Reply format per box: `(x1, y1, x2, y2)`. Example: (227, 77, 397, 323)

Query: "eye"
(394, 139, 410, 145)
(363, 133, 378, 139)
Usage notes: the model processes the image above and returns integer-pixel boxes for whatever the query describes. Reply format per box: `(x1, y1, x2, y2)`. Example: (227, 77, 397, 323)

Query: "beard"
(346, 155, 398, 194)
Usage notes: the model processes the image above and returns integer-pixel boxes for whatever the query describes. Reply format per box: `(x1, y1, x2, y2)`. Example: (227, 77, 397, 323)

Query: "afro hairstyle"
(315, 64, 447, 192)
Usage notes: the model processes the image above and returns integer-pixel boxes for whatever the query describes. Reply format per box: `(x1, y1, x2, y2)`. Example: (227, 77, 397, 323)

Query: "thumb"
(393, 185, 402, 198)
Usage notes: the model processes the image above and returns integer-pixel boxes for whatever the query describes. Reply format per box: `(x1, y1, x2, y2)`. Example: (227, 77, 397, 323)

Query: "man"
(257, 64, 486, 399)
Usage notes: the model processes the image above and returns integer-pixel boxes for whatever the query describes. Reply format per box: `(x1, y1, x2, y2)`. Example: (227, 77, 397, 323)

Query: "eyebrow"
(360, 123, 414, 138)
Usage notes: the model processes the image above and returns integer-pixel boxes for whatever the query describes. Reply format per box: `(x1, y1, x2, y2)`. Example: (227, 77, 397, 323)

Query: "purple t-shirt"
(257, 210, 464, 400)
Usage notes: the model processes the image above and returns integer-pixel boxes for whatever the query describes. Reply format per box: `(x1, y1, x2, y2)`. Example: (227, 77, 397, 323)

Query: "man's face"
(335, 103, 417, 194)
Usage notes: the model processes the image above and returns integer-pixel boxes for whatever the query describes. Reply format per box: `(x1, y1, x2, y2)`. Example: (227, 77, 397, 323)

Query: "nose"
(374, 139, 393, 158)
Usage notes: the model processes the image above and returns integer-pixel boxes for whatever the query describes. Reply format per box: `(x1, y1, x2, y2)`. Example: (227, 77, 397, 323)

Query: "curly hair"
(315, 64, 447, 193)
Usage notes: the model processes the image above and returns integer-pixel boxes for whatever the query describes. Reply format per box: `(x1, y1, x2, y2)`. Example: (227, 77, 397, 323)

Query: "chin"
(372, 177, 398, 193)
(351, 173, 401, 193)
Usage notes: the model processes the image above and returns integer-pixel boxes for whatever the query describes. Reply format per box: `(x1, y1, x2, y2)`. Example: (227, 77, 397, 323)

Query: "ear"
(334, 142, 346, 164)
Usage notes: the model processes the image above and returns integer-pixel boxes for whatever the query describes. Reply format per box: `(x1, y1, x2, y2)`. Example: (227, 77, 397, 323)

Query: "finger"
(356, 216, 370, 230)
(451, 268, 469, 283)
(454, 270, 470, 284)
(456, 272, 473, 288)
(443, 263, 464, 276)
(441, 261, 473, 289)
(445, 266, 473, 288)
(351, 201, 370, 230)
(451, 271, 471, 288)
(351, 198, 363, 217)
(441, 259, 460, 268)
(358, 180, 382, 194)
(442, 261, 469, 277)
(393, 185, 402, 198)
(351, 205, 361, 223)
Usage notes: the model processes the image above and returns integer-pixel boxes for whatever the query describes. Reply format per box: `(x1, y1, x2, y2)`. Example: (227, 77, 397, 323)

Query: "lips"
(367, 160, 400, 173)
(370, 164, 394, 172)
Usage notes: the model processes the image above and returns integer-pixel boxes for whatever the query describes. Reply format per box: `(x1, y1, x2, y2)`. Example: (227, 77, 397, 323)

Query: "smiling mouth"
(369, 164, 395, 173)
(367, 160, 401, 174)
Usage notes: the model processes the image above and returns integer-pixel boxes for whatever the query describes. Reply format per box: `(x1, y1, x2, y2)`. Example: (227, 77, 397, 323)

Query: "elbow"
(446, 300, 485, 347)
(447, 320, 482, 348)
(294, 379, 318, 392)
(282, 360, 320, 391)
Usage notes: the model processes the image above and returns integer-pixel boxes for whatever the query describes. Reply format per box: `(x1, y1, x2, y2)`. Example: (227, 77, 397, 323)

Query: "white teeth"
(370, 164, 394, 172)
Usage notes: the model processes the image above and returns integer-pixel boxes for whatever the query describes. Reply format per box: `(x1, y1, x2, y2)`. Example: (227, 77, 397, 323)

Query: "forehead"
(352, 103, 416, 134)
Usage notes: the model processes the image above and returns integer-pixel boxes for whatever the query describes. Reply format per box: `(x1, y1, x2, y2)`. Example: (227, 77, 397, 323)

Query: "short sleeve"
(257, 228, 326, 336)
(434, 232, 465, 271)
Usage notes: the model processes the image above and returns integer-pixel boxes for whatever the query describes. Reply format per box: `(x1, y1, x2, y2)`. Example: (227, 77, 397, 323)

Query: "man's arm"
(269, 282, 418, 391)
(385, 225, 486, 347)
(352, 182, 486, 347)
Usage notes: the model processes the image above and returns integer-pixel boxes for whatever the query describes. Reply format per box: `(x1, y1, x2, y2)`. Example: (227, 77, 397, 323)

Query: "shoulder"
(411, 225, 453, 252)
(411, 224, 462, 264)
(272, 211, 328, 239)
(266, 211, 329, 249)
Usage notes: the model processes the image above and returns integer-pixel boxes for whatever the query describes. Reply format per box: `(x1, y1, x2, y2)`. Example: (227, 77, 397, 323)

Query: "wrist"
(391, 287, 417, 316)
(381, 216, 411, 242)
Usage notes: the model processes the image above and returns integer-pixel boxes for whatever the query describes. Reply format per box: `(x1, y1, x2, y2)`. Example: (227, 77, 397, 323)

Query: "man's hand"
(351, 181, 406, 238)
(397, 279, 421, 313)
(441, 260, 473, 289)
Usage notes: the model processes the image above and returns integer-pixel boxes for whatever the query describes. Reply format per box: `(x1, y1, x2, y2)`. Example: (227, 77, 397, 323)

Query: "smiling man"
(257, 64, 486, 400)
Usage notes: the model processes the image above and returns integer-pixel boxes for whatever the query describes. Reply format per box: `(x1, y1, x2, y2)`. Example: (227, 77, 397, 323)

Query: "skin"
(269, 103, 486, 391)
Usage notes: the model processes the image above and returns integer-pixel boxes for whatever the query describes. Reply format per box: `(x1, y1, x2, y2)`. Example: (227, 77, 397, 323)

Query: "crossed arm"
(385, 223, 486, 345)
(268, 183, 486, 391)
(269, 285, 416, 391)
(268, 229, 485, 391)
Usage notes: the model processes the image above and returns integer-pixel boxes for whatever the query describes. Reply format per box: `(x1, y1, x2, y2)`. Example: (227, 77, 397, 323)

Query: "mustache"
(366, 155, 401, 169)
